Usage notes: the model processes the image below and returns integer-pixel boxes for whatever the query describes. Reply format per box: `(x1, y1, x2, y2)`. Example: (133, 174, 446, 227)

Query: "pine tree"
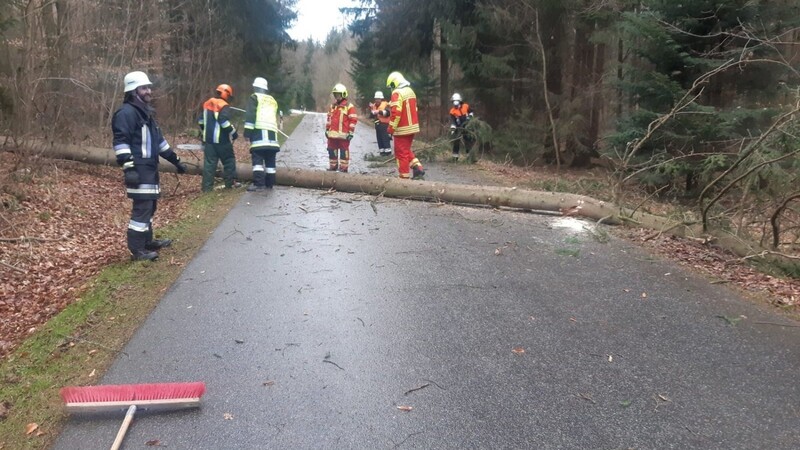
(608, 0, 800, 195)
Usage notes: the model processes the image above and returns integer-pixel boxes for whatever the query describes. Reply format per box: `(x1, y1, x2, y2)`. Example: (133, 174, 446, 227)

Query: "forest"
(1, 0, 799, 264)
(2, 3, 799, 447)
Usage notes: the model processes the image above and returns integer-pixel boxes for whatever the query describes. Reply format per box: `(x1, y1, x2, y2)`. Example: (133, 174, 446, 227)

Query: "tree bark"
(3, 137, 792, 265)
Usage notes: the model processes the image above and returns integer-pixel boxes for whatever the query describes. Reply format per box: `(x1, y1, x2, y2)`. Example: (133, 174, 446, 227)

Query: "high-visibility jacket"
(388, 86, 419, 136)
(244, 93, 280, 149)
(198, 97, 237, 144)
(369, 100, 390, 125)
(326, 99, 357, 139)
(112, 100, 179, 200)
(450, 103, 473, 128)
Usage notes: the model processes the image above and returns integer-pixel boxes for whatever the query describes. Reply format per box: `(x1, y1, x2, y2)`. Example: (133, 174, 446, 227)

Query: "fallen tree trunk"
(0, 137, 784, 262)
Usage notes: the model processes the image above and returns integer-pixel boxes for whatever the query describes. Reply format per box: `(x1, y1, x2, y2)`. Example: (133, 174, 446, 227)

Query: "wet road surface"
(54, 114, 800, 449)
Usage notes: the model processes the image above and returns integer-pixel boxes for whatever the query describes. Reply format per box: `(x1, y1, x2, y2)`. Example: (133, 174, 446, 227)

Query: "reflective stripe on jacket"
(244, 93, 280, 149)
(326, 99, 357, 139)
(112, 101, 175, 200)
(450, 103, 473, 128)
(388, 86, 419, 136)
(198, 98, 236, 144)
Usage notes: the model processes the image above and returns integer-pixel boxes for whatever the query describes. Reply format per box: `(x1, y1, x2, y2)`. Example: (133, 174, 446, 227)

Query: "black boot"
(129, 229, 158, 261)
(247, 184, 267, 192)
(145, 238, 172, 250)
(131, 250, 159, 261)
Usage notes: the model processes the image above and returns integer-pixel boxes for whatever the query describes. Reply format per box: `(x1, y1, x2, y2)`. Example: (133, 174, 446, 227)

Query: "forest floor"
(1, 142, 799, 362)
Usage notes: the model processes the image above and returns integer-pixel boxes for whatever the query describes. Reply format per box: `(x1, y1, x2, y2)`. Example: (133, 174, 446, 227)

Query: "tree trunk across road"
(0, 136, 777, 261)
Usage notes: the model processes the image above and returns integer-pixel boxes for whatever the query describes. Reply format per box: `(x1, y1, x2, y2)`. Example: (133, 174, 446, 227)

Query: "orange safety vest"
(372, 100, 390, 124)
(388, 86, 419, 136)
(326, 99, 357, 139)
(449, 103, 472, 126)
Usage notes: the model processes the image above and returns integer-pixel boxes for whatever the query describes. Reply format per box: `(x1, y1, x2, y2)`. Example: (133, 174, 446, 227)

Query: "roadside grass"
(0, 114, 303, 449)
(0, 188, 243, 449)
(278, 114, 301, 146)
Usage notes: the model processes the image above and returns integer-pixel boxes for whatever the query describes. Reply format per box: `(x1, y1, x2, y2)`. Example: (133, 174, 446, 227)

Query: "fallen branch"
(4, 137, 795, 264)
(404, 383, 431, 396)
(1, 260, 26, 273)
(0, 235, 63, 243)
(733, 250, 800, 262)
(322, 359, 344, 370)
(753, 321, 800, 328)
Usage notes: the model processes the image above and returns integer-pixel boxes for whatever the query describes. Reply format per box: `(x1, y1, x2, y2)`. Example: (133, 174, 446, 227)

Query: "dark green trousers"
(202, 142, 236, 192)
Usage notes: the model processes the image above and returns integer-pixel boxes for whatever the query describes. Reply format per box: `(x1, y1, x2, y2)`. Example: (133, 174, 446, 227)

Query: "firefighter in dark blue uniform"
(112, 71, 187, 261)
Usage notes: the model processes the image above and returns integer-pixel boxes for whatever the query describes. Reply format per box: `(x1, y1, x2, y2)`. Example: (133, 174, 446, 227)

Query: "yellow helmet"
(386, 71, 408, 89)
(332, 83, 348, 98)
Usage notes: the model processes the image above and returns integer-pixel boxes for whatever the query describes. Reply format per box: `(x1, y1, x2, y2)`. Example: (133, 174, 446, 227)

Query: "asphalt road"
(54, 114, 800, 449)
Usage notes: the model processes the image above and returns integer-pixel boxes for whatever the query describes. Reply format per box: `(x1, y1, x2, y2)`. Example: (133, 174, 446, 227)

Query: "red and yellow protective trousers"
(326, 138, 350, 172)
(388, 85, 423, 178)
(326, 99, 357, 172)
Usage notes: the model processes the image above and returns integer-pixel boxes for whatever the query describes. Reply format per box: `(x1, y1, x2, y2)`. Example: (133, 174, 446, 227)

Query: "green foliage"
(607, 0, 799, 196)
(491, 108, 547, 166)
(323, 29, 343, 55)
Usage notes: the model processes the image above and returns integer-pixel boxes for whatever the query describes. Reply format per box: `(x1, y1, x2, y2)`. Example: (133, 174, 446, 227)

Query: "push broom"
(60, 381, 206, 450)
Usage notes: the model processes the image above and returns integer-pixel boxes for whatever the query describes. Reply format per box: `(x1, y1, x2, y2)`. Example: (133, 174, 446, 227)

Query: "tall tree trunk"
(440, 26, 449, 124)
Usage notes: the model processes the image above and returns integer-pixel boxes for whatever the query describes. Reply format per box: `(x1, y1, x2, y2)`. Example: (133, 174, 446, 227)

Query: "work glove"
(174, 158, 187, 174)
(324, 130, 330, 139)
(346, 133, 354, 141)
(123, 168, 140, 188)
(230, 130, 239, 141)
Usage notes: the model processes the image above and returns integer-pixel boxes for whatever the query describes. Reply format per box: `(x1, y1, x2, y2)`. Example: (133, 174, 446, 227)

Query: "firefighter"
(112, 71, 187, 261)
(325, 83, 357, 172)
(244, 77, 280, 192)
(369, 91, 392, 156)
(449, 92, 475, 161)
(386, 71, 425, 179)
(198, 84, 238, 192)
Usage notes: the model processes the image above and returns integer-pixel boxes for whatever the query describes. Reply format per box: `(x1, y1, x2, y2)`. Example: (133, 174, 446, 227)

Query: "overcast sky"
(288, 0, 359, 43)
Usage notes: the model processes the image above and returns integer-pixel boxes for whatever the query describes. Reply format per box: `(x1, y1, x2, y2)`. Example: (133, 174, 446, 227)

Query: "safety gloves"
(175, 161, 188, 174)
(347, 133, 354, 141)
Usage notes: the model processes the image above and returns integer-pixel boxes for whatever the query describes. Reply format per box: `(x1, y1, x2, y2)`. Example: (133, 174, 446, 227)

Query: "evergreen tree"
(609, 0, 800, 194)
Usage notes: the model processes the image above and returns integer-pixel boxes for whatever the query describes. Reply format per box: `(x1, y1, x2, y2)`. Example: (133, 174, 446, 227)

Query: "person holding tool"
(369, 91, 392, 156)
(198, 83, 238, 192)
(449, 92, 474, 161)
(244, 77, 281, 191)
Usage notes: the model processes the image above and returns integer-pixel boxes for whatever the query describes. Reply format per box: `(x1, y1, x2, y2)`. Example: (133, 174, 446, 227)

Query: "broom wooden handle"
(110, 404, 136, 450)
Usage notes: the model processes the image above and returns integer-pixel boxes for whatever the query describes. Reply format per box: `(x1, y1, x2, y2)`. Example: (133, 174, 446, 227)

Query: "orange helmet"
(215, 84, 234, 101)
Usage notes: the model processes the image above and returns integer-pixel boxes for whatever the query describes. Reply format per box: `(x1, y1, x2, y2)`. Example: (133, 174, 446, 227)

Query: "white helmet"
(451, 93, 462, 102)
(123, 71, 152, 93)
(253, 77, 269, 91)
(374, 91, 384, 99)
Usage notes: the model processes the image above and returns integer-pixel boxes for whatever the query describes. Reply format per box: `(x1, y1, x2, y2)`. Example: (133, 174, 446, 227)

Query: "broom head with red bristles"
(60, 381, 206, 414)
